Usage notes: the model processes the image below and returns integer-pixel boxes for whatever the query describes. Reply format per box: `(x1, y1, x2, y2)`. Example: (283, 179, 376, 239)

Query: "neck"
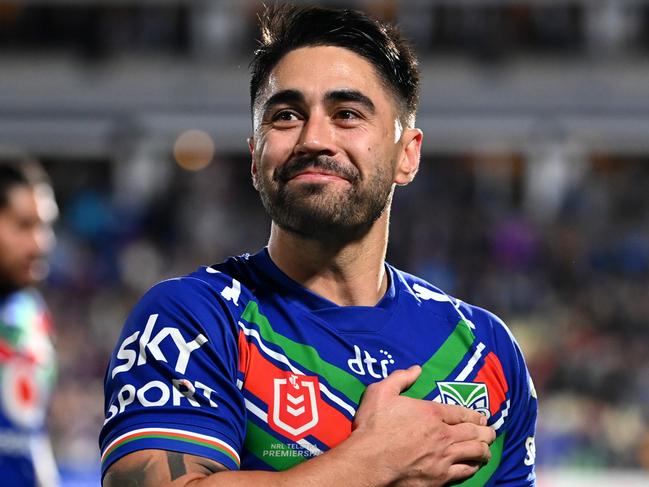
(267, 210, 390, 307)
(0, 282, 22, 298)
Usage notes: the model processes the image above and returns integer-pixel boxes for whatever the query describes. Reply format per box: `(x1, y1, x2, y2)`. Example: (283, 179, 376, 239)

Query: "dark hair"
(0, 157, 50, 209)
(250, 4, 420, 126)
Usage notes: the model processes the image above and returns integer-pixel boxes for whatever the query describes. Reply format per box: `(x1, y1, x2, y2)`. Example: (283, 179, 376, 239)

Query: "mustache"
(274, 155, 360, 183)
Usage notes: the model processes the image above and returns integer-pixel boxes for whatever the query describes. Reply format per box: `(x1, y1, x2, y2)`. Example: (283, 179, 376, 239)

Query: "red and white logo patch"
(1, 358, 47, 428)
(268, 373, 320, 441)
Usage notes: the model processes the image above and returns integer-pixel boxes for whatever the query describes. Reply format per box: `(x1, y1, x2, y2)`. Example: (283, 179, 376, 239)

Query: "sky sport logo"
(437, 381, 491, 419)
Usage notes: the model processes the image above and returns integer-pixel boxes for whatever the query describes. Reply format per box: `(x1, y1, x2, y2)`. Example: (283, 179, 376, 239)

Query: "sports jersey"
(100, 248, 537, 485)
(0, 289, 57, 487)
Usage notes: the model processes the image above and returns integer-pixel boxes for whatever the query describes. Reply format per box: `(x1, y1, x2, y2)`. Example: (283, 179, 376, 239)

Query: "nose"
(294, 112, 336, 157)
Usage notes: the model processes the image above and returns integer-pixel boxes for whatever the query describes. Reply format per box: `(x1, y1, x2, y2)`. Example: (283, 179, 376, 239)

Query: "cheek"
(346, 124, 392, 154)
(358, 135, 394, 162)
(0, 234, 18, 266)
(257, 134, 294, 171)
(0, 220, 13, 246)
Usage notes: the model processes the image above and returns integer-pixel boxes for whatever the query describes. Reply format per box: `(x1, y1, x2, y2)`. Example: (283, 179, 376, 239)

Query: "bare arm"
(104, 366, 495, 487)
(103, 450, 228, 487)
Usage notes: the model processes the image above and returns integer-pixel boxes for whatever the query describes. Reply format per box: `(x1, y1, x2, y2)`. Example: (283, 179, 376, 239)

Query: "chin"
(13, 275, 36, 290)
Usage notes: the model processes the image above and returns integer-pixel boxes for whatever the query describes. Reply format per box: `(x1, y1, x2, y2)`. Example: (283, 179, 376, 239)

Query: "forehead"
(258, 45, 395, 110)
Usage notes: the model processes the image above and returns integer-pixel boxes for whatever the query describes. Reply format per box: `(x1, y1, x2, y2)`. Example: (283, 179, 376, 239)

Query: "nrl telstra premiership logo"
(437, 381, 491, 418)
(269, 373, 320, 441)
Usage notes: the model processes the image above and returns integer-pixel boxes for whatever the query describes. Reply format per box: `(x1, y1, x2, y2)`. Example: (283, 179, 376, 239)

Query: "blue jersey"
(100, 249, 537, 485)
(0, 289, 57, 487)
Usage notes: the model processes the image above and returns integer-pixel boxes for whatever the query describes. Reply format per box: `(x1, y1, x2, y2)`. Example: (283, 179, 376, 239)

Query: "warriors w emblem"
(269, 373, 320, 441)
(438, 381, 490, 418)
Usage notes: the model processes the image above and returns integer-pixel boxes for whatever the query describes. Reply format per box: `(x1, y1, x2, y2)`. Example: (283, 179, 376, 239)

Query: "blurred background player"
(0, 158, 59, 486)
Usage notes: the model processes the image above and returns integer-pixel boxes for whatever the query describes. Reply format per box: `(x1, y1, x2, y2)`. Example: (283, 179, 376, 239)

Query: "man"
(101, 5, 537, 486)
(0, 158, 59, 486)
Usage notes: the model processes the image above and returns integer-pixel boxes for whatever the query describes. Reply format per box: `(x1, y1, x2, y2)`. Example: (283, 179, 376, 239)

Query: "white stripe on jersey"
(455, 343, 487, 381)
(238, 321, 357, 417)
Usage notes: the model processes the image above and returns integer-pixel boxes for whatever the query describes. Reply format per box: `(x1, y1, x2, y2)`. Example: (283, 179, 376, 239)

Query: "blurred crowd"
(37, 154, 649, 477)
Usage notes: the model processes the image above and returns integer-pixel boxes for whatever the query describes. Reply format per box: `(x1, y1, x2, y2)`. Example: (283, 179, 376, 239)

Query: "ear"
(248, 137, 260, 190)
(394, 128, 423, 186)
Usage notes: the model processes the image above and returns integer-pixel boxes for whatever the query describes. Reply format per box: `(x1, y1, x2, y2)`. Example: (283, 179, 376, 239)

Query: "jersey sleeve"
(490, 315, 538, 486)
(99, 276, 245, 477)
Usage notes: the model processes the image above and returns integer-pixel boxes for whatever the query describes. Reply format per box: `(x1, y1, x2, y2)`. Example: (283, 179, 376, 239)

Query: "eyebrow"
(261, 89, 376, 115)
(324, 90, 376, 114)
(262, 90, 305, 115)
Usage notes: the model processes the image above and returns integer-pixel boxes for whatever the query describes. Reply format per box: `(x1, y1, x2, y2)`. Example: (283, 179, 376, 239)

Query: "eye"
(333, 109, 364, 126)
(335, 109, 360, 120)
(272, 110, 301, 122)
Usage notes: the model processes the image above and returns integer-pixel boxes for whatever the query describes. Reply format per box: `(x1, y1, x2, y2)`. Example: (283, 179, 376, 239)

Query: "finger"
(446, 440, 492, 466)
(435, 403, 488, 426)
(446, 423, 496, 445)
(378, 365, 422, 395)
(447, 463, 482, 482)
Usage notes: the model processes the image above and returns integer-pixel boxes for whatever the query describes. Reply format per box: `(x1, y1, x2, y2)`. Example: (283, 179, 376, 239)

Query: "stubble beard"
(256, 156, 394, 242)
(0, 261, 32, 295)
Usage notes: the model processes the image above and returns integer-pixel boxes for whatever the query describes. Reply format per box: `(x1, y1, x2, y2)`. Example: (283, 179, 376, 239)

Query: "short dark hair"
(0, 157, 51, 209)
(250, 4, 420, 126)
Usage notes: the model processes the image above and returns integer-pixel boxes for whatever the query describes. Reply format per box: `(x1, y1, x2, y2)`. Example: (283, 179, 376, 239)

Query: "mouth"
(277, 155, 359, 185)
(288, 170, 350, 184)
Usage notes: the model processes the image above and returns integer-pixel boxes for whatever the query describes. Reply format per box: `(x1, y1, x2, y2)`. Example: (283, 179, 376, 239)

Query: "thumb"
(382, 364, 422, 394)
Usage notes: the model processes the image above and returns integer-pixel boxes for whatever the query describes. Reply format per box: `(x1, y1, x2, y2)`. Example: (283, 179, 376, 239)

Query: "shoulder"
(0, 287, 47, 315)
(391, 265, 519, 353)
(137, 253, 258, 316)
(104, 257, 259, 406)
(394, 266, 536, 410)
(391, 266, 459, 313)
(0, 287, 53, 336)
(455, 300, 522, 358)
(116, 254, 263, 351)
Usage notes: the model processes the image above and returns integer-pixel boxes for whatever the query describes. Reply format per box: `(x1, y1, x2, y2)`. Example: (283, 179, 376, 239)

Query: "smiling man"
(101, 5, 537, 486)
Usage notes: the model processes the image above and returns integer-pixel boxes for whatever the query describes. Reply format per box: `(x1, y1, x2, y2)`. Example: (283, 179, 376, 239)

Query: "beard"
(0, 260, 35, 295)
(256, 155, 394, 241)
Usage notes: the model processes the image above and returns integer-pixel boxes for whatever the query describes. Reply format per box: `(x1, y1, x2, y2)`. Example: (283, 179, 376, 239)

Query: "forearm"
(193, 432, 388, 487)
(104, 432, 392, 487)
(104, 368, 493, 487)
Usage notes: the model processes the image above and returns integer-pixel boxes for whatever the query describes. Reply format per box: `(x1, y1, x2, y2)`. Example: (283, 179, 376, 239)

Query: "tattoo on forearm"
(167, 451, 187, 480)
(198, 458, 228, 475)
(104, 451, 228, 486)
(103, 466, 148, 487)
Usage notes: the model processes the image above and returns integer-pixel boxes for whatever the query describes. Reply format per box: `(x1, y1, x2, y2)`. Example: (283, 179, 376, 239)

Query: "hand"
(350, 365, 496, 487)
(103, 366, 495, 487)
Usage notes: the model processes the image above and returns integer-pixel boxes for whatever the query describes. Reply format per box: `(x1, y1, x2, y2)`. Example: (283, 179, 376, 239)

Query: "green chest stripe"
(245, 421, 307, 470)
(241, 301, 366, 404)
(242, 303, 476, 406)
(453, 433, 505, 486)
(402, 320, 476, 399)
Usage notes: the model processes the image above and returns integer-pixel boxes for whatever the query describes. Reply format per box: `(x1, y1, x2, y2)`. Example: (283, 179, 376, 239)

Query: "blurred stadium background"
(2, 0, 649, 485)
